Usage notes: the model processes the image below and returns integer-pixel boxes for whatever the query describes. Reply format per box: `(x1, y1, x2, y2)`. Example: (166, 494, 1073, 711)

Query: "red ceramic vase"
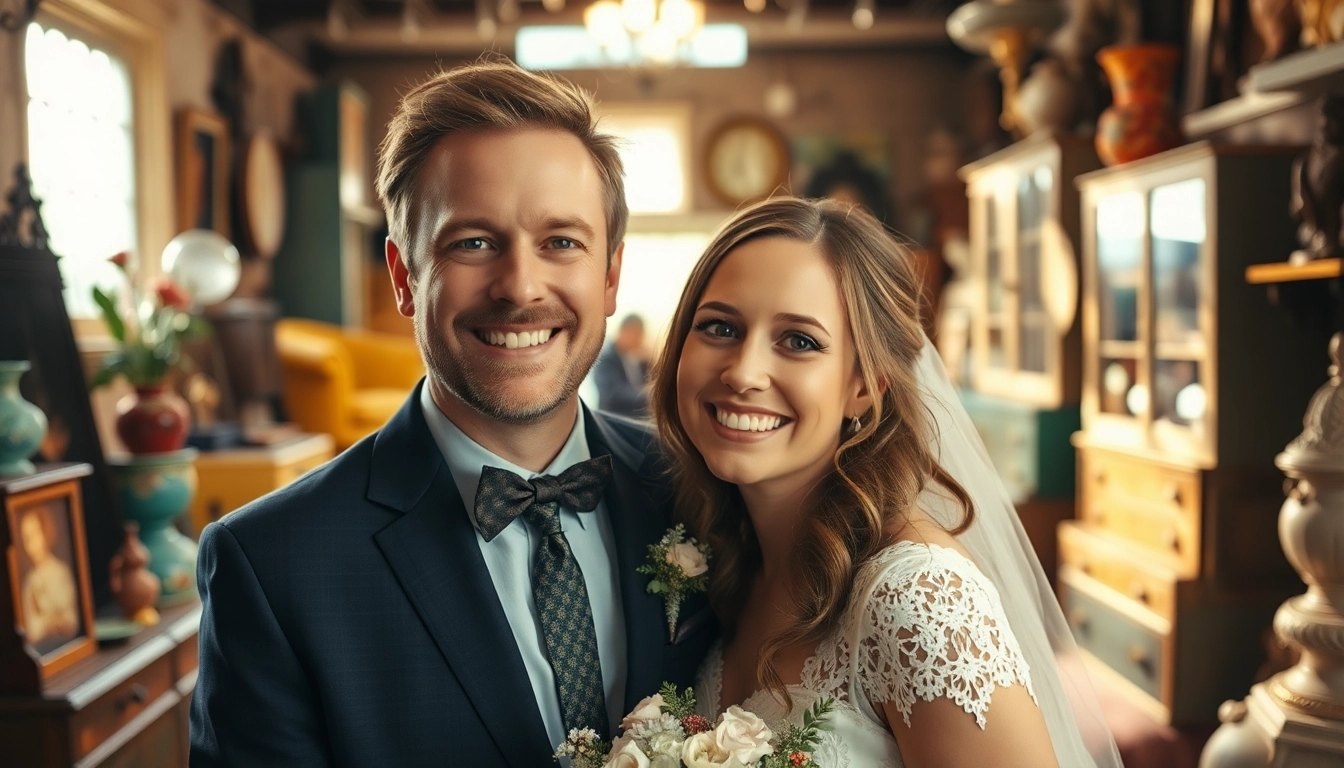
(1095, 43, 1185, 166)
(116, 384, 190, 454)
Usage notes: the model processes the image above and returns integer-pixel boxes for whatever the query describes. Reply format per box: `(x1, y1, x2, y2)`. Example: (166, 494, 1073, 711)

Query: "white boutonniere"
(637, 524, 710, 642)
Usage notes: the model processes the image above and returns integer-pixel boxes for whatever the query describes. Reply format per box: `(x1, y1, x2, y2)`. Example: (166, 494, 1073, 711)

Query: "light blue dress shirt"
(419, 385, 628, 748)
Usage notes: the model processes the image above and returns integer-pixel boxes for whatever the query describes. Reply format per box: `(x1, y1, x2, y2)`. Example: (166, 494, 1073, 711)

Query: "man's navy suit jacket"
(189, 382, 714, 767)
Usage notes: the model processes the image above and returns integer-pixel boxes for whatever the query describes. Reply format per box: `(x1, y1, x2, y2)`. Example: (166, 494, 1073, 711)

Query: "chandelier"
(583, 0, 706, 64)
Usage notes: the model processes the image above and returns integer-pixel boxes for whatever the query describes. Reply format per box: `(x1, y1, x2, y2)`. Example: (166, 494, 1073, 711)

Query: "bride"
(648, 197, 1122, 767)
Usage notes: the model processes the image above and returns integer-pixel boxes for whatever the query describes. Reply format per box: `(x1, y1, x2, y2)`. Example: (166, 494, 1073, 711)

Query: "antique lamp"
(946, 0, 1067, 137)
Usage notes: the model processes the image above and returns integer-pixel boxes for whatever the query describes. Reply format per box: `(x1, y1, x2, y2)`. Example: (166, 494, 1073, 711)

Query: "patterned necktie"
(474, 455, 613, 737)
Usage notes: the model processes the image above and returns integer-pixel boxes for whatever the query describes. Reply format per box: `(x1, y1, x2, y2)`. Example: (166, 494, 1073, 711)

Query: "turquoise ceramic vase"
(0, 360, 47, 476)
(107, 449, 200, 606)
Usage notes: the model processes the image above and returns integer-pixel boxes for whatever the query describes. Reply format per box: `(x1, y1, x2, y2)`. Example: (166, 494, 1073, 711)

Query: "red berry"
(790, 752, 807, 767)
(681, 714, 712, 734)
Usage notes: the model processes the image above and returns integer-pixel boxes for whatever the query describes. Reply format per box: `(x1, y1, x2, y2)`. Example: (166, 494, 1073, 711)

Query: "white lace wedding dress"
(694, 540, 1036, 767)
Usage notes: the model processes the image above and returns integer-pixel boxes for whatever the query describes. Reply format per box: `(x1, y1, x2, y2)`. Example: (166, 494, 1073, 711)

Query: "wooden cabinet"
(963, 132, 1099, 408)
(188, 433, 334, 535)
(0, 603, 200, 767)
(1066, 141, 1328, 725)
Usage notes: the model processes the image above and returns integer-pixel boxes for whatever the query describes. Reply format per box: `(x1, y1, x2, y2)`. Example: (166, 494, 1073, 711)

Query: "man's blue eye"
(456, 238, 489, 250)
(551, 238, 577, 249)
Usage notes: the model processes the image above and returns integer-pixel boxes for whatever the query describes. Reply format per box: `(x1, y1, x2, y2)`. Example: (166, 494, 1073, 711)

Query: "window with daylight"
(25, 20, 137, 319)
(595, 103, 692, 215)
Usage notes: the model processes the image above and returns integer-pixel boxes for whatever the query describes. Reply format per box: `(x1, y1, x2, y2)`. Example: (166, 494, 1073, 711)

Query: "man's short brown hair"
(375, 59, 628, 267)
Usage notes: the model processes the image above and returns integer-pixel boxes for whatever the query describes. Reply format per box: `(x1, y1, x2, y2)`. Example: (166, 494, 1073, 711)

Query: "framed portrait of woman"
(0, 465, 98, 690)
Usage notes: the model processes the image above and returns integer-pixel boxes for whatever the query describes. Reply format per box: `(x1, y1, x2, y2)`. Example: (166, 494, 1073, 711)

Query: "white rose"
(649, 755, 681, 768)
(681, 732, 735, 768)
(603, 737, 651, 768)
(646, 731, 683, 758)
(715, 706, 773, 765)
(620, 693, 665, 732)
(666, 542, 709, 577)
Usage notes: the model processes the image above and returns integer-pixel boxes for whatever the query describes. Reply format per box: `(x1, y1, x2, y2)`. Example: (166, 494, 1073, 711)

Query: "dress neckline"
(704, 539, 976, 717)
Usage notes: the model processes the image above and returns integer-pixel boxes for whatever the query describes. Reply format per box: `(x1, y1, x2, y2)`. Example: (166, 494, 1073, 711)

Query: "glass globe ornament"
(161, 229, 241, 306)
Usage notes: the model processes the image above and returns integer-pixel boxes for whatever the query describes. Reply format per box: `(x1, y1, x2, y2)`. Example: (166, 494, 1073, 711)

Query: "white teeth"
(715, 409, 782, 432)
(483, 329, 553, 349)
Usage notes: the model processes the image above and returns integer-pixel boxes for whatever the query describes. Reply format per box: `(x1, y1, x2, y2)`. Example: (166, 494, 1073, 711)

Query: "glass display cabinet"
(958, 134, 1099, 578)
(1064, 142, 1327, 725)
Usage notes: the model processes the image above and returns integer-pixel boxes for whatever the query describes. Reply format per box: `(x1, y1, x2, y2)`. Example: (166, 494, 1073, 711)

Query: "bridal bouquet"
(555, 683, 834, 768)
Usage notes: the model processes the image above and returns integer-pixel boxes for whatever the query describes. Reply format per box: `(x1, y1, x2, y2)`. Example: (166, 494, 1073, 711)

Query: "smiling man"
(189, 61, 714, 767)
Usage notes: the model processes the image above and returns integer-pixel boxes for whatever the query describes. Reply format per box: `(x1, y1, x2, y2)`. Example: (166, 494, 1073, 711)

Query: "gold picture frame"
(176, 108, 230, 235)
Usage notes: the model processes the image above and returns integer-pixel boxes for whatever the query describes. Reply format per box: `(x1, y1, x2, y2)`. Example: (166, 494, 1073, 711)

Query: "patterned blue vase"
(0, 360, 47, 476)
(107, 449, 200, 606)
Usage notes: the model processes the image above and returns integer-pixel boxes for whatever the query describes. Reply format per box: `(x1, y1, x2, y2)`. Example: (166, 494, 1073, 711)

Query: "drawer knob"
(1127, 645, 1155, 676)
(1129, 581, 1149, 604)
(1079, 560, 1091, 575)
(118, 683, 149, 711)
(1069, 610, 1090, 634)
(1163, 482, 1181, 505)
(1164, 528, 1181, 553)
(1092, 468, 1105, 484)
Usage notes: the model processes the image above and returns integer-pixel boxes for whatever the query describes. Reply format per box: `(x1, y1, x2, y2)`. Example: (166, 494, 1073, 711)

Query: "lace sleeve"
(858, 544, 1036, 729)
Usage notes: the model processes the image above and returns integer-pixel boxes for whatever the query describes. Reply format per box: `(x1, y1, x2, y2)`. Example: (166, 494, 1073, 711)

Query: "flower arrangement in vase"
(89, 252, 210, 454)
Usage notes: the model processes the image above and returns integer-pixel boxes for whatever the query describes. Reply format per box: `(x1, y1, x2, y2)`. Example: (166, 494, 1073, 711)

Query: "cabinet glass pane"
(1153, 359, 1205, 429)
(986, 197, 1002, 313)
(1150, 179, 1205, 347)
(1100, 357, 1144, 416)
(1095, 192, 1143, 343)
(1018, 167, 1051, 373)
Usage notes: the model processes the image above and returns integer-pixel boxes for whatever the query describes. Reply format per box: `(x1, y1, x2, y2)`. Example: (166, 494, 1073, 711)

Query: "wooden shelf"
(1183, 91, 1308, 138)
(1245, 258, 1341, 284)
(1248, 41, 1344, 93)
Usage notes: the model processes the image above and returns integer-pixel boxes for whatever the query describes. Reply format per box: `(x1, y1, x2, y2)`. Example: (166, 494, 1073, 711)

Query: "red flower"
(790, 752, 807, 767)
(109, 251, 130, 269)
(680, 714, 712, 735)
(154, 278, 192, 310)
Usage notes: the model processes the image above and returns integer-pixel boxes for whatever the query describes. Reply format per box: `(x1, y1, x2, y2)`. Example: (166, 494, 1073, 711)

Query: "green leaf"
(92, 287, 125, 342)
(647, 581, 666, 594)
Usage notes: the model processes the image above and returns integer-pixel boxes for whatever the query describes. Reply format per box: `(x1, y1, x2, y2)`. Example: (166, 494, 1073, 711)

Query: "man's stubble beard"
(415, 311, 605, 425)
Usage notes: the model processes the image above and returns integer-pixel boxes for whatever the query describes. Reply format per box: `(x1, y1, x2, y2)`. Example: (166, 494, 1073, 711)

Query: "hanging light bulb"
(659, 0, 703, 41)
(852, 0, 874, 30)
(585, 0, 626, 46)
(498, 0, 521, 24)
(400, 0, 423, 41)
(327, 0, 350, 40)
(622, 0, 657, 34)
(542, 0, 566, 11)
(744, 0, 766, 12)
(785, 0, 807, 32)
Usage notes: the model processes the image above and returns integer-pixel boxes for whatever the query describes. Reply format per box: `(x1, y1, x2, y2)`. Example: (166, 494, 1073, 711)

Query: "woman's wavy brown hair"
(649, 197, 974, 707)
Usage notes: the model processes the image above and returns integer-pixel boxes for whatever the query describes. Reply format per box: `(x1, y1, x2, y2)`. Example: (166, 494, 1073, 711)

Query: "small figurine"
(109, 523, 161, 626)
(1292, 96, 1344, 262)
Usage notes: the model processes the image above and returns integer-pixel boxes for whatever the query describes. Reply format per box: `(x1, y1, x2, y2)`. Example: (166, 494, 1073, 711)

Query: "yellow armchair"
(274, 318, 424, 450)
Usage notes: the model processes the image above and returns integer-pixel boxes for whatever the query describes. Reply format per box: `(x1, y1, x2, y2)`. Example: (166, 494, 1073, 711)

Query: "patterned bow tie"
(474, 455, 613, 542)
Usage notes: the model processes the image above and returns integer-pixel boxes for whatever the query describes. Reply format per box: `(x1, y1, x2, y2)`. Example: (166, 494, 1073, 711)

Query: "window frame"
(28, 0, 172, 336)
(592, 101, 694, 220)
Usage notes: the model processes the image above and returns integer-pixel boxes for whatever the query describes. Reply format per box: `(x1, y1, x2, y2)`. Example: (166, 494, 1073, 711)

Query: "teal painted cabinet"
(273, 82, 380, 327)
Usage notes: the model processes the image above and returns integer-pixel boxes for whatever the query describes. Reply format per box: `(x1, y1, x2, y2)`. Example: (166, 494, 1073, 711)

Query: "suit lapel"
(369, 383, 552, 766)
(585, 408, 668, 711)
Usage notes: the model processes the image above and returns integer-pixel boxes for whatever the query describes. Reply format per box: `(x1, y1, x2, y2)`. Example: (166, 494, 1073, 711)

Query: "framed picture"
(176, 108, 231, 235)
(0, 465, 98, 689)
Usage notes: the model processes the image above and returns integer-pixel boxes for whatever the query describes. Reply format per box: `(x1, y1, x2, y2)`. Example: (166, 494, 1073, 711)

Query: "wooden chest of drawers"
(1062, 443, 1297, 725)
(0, 603, 200, 767)
(188, 432, 334, 535)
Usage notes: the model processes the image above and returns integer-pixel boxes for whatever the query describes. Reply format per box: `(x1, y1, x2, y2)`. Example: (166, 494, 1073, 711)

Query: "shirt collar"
(419, 382, 594, 534)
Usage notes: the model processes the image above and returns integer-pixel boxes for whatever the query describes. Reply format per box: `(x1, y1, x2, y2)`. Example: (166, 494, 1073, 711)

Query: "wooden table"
(0, 602, 201, 767)
(188, 433, 335, 535)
